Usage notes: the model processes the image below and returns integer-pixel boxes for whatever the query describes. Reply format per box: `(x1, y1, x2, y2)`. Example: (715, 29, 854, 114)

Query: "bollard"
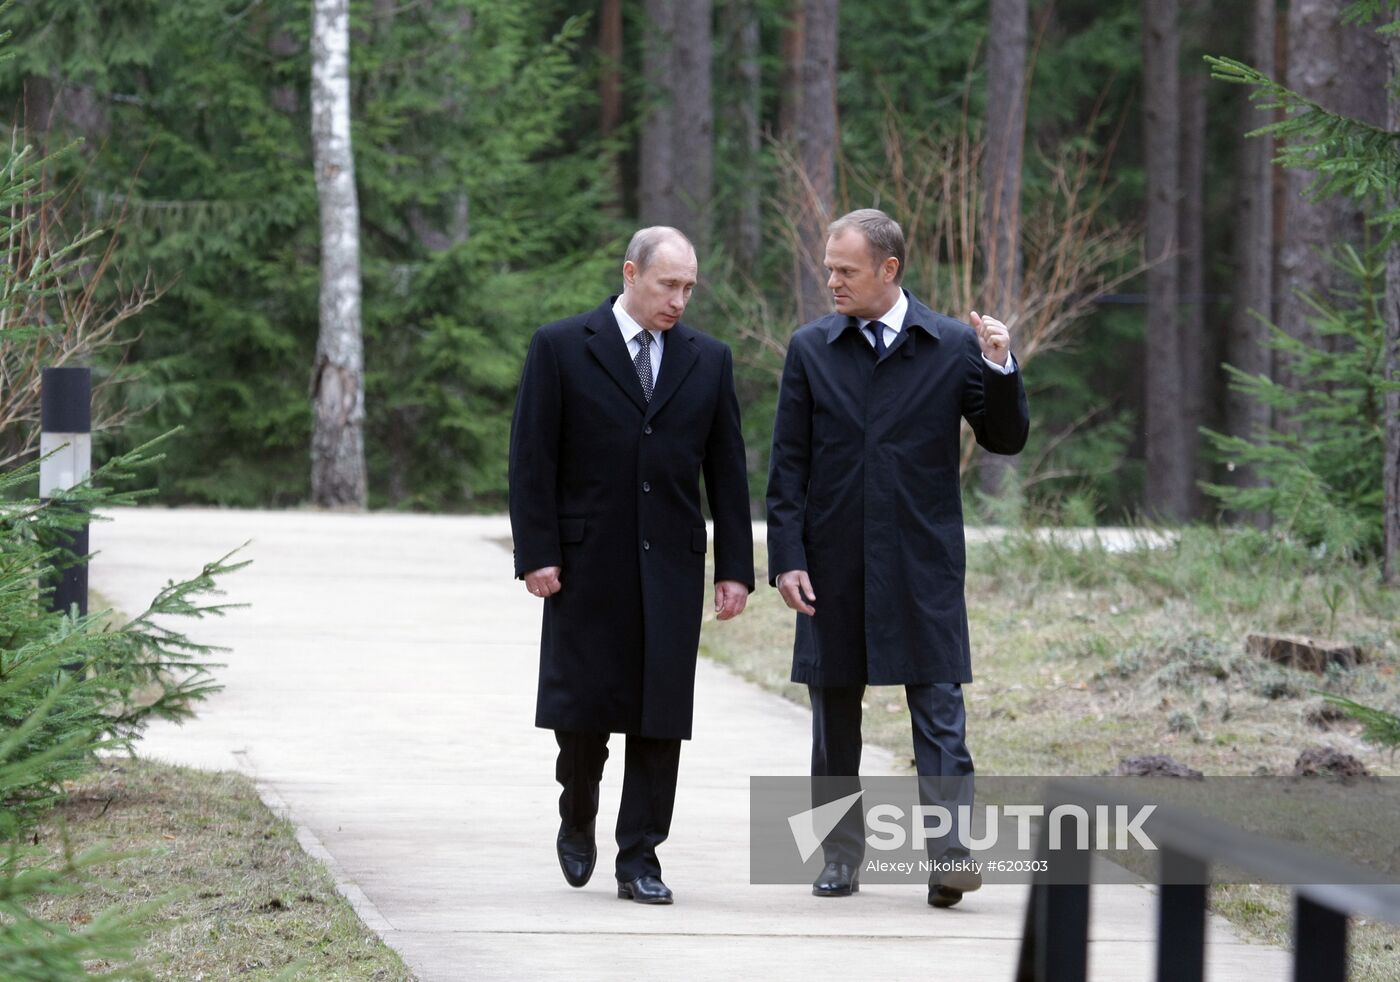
(40, 367, 92, 621)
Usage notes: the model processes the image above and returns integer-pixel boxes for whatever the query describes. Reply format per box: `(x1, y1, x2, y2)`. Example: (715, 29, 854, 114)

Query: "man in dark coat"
(509, 226, 755, 905)
(766, 208, 1029, 908)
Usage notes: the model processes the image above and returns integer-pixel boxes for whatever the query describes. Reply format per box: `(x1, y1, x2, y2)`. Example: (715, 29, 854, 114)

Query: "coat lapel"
(645, 322, 700, 421)
(886, 293, 943, 360)
(584, 300, 649, 414)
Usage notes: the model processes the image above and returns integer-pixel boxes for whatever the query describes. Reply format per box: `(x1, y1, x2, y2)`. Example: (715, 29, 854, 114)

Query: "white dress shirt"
(614, 299, 664, 382)
(860, 290, 1017, 374)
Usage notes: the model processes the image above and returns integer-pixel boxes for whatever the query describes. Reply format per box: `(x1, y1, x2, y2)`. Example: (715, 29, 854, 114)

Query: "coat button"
(643, 539, 651, 551)
(642, 481, 651, 492)
(644, 425, 653, 434)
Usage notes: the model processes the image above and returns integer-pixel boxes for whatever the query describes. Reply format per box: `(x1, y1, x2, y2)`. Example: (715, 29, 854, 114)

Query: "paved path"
(91, 508, 1285, 981)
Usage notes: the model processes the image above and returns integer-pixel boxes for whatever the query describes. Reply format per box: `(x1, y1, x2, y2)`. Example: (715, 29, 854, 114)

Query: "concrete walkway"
(91, 508, 1286, 981)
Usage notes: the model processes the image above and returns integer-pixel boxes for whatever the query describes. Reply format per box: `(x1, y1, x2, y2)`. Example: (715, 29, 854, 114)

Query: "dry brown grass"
(700, 528, 1400, 979)
(29, 759, 416, 981)
(0, 140, 157, 470)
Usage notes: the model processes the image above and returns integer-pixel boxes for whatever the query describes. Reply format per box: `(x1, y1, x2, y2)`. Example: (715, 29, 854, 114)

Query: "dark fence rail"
(1016, 778, 1400, 982)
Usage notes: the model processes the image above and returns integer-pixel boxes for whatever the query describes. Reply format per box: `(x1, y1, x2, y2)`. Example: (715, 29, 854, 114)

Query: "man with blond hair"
(766, 208, 1029, 908)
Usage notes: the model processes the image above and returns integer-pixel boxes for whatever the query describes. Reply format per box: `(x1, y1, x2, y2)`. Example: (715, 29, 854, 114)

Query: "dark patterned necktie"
(634, 330, 655, 402)
(870, 320, 888, 359)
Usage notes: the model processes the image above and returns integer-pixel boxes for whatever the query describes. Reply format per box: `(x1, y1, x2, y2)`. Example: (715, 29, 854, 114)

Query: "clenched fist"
(970, 310, 1011, 367)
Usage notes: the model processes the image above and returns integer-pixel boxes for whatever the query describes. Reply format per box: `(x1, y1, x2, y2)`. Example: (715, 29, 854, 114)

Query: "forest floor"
(29, 758, 417, 981)
(700, 526, 1400, 982)
(18, 589, 417, 981)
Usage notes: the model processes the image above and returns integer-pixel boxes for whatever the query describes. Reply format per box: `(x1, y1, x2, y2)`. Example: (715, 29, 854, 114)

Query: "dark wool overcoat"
(509, 298, 755, 740)
(765, 291, 1029, 686)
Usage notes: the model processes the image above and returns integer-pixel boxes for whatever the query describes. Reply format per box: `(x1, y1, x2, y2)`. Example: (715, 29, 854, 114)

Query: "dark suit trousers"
(809, 683, 974, 865)
(555, 730, 681, 881)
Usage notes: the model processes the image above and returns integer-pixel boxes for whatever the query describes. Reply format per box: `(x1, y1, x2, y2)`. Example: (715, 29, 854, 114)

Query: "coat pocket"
(559, 517, 586, 544)
(691, 527, 708, 554)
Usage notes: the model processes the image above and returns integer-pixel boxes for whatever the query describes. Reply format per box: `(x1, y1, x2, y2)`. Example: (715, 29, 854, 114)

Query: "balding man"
(509, 227, 755, 905)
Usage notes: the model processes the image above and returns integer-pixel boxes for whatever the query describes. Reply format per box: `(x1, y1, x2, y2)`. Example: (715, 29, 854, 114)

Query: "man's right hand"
(525, 566, 562, 598)
(776, 569, 816, 616)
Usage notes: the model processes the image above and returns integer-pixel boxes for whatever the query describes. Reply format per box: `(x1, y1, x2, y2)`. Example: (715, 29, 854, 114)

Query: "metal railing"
(1015, 779, 1400, 982)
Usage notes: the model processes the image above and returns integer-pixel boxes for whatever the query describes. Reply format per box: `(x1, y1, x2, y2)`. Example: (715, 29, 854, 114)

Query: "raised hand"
(970, 310, 1011, 366)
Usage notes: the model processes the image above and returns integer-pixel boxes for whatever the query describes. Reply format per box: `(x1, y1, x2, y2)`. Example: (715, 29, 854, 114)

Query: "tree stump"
(1246, 633, 1364, 674)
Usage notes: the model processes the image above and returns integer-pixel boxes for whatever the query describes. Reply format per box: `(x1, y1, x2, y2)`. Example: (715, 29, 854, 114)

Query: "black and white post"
(40, 366, 92, 620)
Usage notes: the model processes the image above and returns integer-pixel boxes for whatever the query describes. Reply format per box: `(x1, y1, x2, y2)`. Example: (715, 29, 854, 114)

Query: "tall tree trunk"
(599, 0, 624, 214)
(978, 0, 1028, 501)
(672, 0, 714, 253)
(1226, 0, 1276, 512)
(22, 75, 108, 154)
(22, 76, 55, 145)
(1386, 29, 1400, 585)
(638, 0, 713, 251)
(791, 0, 838, 324)
(310, 0, 368, 508)
(1143, 0, 1191, 521)
(722, 0, 762, 270)
(268, 27, 302, 116)
(599, 0, 622, 139)
(1177, 0, 1207, 517)
(1278, 0, 1388, 394)
(639, 1, 677, 230)
(778, 3, 806, 145)
(405, 2, 472, 252)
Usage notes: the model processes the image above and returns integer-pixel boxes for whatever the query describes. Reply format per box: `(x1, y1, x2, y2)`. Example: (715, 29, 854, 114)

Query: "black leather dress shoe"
(928, 859, 982, 908)
(617, 874, 674, 904)
(556, 823, 596, 888)
(812, 861, 860, 897)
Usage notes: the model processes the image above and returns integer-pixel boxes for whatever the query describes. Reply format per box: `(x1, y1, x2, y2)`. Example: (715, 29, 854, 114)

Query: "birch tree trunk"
(978, 0, 1028, 500)
(310, 0, 368, 508)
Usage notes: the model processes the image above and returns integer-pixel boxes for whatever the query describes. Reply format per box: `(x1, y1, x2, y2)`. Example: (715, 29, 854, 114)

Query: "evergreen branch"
(1205, 54, 1400, 209)
(1319, 693, 1400, 750)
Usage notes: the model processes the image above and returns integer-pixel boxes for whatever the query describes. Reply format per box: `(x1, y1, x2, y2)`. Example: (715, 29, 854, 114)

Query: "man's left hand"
(971, 310, 1011, 366)
(714, 580, 748, 621)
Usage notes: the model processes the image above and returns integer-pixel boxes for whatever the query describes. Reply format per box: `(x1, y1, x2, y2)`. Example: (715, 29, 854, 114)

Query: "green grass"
(699, 525, 1400, 979)
(29, 758, 416, 980)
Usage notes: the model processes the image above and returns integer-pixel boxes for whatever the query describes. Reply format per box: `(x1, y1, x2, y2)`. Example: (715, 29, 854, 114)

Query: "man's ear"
(622, 260, 637, 287)
(883, 257, 900, 284)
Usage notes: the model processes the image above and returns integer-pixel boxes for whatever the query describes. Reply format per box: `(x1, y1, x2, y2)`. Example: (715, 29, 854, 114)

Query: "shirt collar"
(824, 289, 943, 344)
(613, 297, 662, 346)
(858, 290, 908, 333)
